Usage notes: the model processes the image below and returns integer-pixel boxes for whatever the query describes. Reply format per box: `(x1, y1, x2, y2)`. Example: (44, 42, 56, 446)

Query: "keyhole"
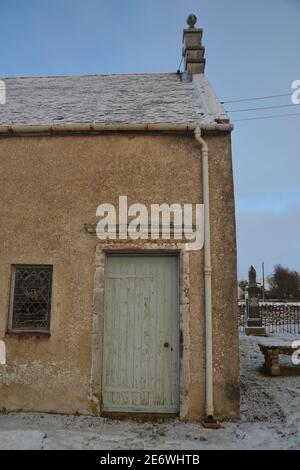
(164, 342, 169, 348)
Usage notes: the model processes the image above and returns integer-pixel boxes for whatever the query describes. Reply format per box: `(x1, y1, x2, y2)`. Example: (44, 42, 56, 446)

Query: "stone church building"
(0, 16, 239, 421)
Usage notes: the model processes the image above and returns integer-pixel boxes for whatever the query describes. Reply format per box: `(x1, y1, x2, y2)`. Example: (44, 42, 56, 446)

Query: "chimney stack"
(183, 14, 205, 74)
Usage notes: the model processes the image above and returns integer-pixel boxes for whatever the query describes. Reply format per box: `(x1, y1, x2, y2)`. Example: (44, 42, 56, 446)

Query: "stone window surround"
(90, 242, 191, 419)
(7, 264, 53, 335)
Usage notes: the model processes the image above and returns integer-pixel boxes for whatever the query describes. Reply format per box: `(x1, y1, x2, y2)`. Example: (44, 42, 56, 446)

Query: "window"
(9, 265, 52, 333)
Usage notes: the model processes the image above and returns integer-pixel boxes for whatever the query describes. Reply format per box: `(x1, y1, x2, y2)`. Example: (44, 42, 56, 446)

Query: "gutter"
(0, 121, 232, 136)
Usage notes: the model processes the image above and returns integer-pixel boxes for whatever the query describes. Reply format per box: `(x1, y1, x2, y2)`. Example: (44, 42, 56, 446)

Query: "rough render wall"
(0, 133, 239, 419)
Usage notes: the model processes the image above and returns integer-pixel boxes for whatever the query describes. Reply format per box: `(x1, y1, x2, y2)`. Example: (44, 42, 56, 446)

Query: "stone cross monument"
(245, 265, 266, 336)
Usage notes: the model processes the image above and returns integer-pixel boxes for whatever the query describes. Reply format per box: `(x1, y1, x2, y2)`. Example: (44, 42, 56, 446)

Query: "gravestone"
(245, 266, 266, 336)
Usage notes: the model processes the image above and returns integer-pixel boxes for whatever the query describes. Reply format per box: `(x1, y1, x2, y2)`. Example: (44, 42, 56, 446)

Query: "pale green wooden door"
(102, 254, 179, 414)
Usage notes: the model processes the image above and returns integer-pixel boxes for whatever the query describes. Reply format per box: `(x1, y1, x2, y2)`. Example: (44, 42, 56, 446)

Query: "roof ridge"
(1, 72, 180, 80)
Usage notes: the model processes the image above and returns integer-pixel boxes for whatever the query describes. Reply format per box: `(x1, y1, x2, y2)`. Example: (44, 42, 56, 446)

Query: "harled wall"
(0, 132, 239, 420)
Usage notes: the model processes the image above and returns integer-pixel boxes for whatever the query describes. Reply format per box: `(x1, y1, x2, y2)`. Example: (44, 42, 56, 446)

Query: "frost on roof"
(0, 73, 229, 126)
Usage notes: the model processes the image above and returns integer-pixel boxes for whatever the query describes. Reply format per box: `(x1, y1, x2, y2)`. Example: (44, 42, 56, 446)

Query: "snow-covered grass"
(0, 333, 299, 450)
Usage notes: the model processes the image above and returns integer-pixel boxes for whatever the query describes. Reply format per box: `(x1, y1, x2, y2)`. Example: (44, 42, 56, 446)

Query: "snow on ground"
(0, 333, 299, 450)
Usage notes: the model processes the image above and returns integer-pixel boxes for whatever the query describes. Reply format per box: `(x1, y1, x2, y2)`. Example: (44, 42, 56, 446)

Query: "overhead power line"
(226, 103, 297, 113)
(233, 112, 300, 122)
(222, 93, 291, 104)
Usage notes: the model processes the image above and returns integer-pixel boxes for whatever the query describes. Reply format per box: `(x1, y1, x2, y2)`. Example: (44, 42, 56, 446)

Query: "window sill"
(5, 332, 51, 340)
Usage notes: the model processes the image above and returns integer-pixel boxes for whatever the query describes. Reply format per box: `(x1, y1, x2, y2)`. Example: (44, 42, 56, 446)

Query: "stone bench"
(258, 339, 298, 376)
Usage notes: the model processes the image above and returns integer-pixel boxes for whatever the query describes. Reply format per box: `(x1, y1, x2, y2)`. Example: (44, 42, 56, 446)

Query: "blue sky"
(0, 0, 299, 279)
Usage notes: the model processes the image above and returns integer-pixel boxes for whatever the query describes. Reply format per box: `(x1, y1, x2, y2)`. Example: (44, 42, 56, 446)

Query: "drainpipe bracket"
(204, 267, 212, 276)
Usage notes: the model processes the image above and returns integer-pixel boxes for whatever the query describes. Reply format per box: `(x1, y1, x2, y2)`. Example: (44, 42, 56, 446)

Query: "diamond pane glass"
(11, 266, 52, 332)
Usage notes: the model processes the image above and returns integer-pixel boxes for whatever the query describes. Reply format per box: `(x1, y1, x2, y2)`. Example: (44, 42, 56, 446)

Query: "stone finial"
(183, 14, 205, 74)
(248, 265, 257, 285)
(187, 14, 197, 29)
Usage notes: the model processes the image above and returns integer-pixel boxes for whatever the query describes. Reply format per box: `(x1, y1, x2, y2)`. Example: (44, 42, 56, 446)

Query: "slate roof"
(0, 73, 229, 126)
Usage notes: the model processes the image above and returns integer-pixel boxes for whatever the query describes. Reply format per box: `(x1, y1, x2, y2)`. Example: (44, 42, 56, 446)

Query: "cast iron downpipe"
(194, 126, 218, 426)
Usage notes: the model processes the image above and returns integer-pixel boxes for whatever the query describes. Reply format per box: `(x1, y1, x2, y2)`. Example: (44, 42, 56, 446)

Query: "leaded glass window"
(9, 266, 52, 333)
